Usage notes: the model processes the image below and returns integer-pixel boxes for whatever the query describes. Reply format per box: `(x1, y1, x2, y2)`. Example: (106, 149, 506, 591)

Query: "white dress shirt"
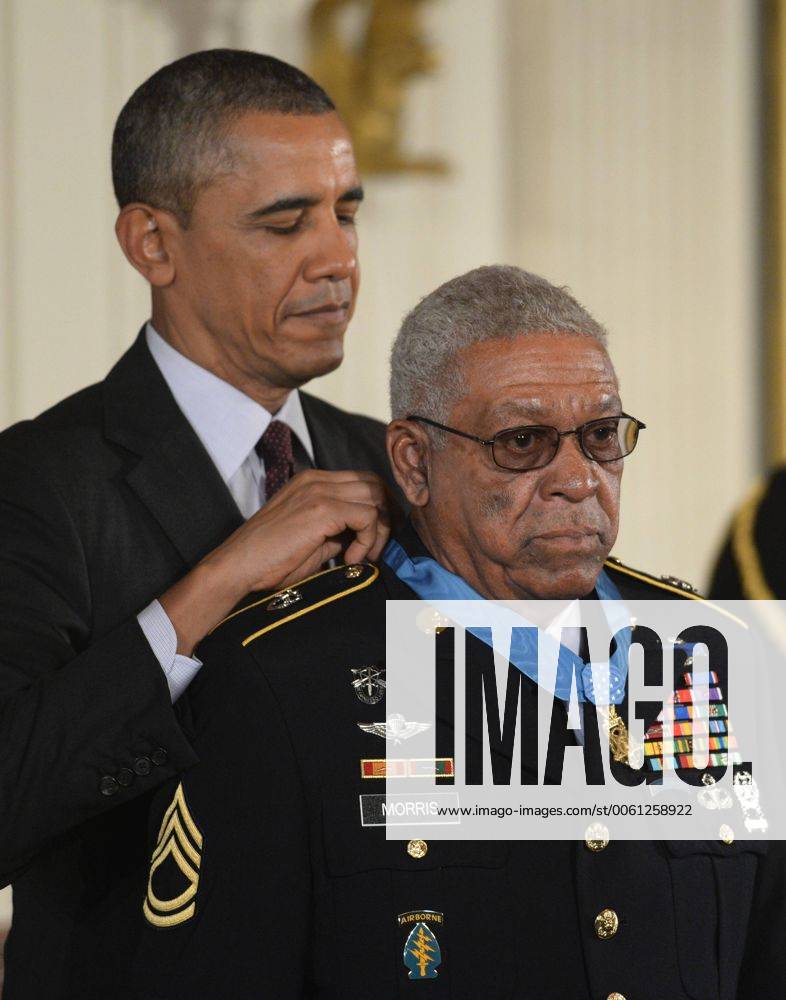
(137, 323, 314, 701)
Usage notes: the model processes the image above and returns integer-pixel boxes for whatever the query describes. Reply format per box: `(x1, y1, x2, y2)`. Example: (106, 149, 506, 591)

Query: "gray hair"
(389, 265, 609, 433)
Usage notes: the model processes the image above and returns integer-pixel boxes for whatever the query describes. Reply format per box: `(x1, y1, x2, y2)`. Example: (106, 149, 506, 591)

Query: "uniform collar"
(145, 323, 314, 485)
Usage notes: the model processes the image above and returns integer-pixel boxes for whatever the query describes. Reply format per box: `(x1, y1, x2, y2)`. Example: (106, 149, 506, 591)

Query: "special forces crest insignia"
(350, 664, 386, 705)
(398, 910, 443, 980)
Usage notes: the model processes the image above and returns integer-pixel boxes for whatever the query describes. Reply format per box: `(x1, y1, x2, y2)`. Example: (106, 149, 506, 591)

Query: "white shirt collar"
(145, 323, 314, 485)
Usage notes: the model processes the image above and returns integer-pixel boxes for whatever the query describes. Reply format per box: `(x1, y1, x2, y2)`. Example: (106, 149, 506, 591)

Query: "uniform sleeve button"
(116, 768, 134, 787)
(133, 756, 152, 776)
(594, 908, 619, 939)
(607, 993, 627, 1000)
(99, 775, 119, 796)
(407, 839, 428, 859)
(150, 748, 168, 767)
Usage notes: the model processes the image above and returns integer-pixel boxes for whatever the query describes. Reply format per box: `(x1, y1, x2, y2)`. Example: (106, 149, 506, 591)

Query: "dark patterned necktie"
(257, 419, 295, 501)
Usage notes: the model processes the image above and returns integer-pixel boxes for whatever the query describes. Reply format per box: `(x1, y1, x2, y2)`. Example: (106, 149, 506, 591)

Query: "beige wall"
(504, 0, 760, 585)
(0, 0, 761, 926)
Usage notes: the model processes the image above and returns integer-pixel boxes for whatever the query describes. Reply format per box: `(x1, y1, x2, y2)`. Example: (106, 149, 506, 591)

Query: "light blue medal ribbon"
(383, 538, 631, 705)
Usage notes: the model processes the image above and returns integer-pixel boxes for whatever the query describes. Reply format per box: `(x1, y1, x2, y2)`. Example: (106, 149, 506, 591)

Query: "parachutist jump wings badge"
(358, 713, 431, 744)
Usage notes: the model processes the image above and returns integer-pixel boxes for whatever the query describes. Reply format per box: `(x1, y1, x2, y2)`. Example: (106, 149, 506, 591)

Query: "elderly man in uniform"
(125, 266, 783, 999)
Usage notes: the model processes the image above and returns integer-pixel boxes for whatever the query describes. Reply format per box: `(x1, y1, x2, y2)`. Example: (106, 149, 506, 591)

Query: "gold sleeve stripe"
(242, 564, 380, 646)
(730, 481, 776, 600)
(208, 563, 346, 634)
(604, 560, 747, 628)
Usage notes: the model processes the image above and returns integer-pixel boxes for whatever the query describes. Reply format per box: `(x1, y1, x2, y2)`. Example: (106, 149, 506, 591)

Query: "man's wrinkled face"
(425, 333, 623, 599)
(169, 110, 361, 387)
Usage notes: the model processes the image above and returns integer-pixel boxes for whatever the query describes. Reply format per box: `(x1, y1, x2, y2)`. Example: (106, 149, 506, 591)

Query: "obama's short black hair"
(112, 49, 335, 226)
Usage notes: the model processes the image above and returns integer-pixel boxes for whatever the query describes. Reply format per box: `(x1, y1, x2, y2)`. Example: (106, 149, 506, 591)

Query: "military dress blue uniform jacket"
(117, 550, 784, 1000)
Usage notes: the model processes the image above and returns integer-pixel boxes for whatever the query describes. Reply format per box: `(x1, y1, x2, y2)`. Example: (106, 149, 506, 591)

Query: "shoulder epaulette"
(210, 562, 379, 647)
(605, 556, 747, 627)
(604, 556, 702, 598)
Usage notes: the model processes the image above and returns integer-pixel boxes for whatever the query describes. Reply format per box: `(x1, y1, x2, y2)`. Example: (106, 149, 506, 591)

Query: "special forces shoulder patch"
(143, 782, 203, 928)
(398, 910, 444, 980)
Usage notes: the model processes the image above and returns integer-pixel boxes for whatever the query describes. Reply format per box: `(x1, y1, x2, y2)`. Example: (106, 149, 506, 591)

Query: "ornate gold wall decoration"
(308, 0, 448, 176)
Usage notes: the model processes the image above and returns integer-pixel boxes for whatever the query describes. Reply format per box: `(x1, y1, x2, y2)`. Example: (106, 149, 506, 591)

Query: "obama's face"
(391, 333, 626, 600)
(148, 111, 362, 391)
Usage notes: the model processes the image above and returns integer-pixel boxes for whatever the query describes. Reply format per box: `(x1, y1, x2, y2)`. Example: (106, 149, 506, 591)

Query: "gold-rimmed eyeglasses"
(407, 413, 646, 472)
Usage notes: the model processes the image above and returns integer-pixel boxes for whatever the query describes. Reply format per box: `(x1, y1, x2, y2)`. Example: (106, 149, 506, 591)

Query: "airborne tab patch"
(143, 782, 203, 928)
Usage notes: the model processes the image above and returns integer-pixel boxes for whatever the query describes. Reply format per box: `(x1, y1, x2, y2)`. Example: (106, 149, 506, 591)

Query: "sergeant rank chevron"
(143, 781, 204, 928)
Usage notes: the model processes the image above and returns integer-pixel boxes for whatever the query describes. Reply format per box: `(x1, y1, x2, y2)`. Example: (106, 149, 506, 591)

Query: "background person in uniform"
(0, 49, 397, 995)
(709, 470, 786, 599)
(123, 266, 781, 1000)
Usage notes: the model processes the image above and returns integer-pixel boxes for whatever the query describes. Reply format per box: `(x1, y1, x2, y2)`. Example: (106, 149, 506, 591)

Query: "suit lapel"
(300, 391, 354, 470)
(103, 330, 243, 568)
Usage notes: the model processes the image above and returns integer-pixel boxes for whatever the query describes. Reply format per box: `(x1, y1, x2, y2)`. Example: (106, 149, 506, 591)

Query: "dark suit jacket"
(0, 329, 398, 997)
(122, 554, 779, 1000)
